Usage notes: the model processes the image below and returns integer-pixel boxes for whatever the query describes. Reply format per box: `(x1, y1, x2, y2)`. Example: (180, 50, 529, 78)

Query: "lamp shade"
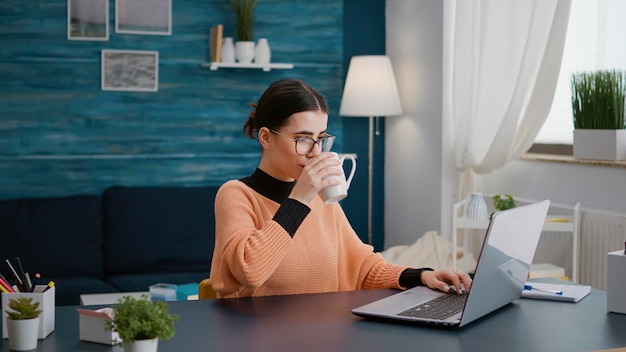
(339, 55, 403, 117)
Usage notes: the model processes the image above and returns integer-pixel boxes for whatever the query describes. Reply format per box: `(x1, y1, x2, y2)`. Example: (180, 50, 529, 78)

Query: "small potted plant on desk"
(105, 294, 179, 352)
(5, 296, 42, 351)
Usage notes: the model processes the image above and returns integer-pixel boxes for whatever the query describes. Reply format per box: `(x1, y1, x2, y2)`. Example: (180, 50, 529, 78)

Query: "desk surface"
(2, 288, 626, 352)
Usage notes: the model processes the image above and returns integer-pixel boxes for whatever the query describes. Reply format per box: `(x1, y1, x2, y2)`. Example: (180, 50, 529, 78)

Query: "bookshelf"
(452, 196, 581, 282)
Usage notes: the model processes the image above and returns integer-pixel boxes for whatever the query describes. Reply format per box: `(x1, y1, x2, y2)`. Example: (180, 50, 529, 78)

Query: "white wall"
(385, 0, 626, 249)
(385, 0, 444, 248)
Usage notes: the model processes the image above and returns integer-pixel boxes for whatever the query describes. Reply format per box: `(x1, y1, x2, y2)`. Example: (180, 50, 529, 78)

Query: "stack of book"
(209, 24, 223, 63)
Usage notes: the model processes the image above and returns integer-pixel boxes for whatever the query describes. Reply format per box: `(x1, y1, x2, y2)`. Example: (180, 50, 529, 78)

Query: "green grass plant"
(571, 69, 626, 129)
(230, 0, 258, 42)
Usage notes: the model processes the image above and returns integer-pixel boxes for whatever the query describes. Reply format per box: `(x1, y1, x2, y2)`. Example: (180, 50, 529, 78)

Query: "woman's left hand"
(421, 269, 473, 294)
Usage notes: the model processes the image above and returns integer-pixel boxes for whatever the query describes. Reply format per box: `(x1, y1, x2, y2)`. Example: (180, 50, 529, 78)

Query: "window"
(535, 0, 626, 145)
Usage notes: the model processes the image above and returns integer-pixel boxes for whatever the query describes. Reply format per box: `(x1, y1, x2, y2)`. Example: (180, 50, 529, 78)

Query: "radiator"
(578, 209, 626, 290)
(462, 206, 626, 290)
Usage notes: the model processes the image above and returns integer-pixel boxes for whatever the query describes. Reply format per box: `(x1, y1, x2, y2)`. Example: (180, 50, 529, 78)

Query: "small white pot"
(123, 337, 159, 352)
(235, 41, 255, 64)
(6, 317, 40, 351)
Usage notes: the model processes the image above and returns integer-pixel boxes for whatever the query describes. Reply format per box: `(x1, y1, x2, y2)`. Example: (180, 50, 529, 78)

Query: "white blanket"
(380, 231, 477, 273)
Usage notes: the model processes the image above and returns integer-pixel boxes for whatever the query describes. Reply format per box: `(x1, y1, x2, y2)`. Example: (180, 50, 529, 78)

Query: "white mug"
(320, 153, 356, 204)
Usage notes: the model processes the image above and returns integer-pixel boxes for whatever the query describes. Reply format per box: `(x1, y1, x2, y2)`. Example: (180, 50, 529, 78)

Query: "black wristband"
(399, 268, 434, 289)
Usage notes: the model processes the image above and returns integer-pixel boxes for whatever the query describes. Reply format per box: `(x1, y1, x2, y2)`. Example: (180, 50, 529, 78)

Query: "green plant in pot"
(105, 294, 179, 352)
(229, 0, 258, 64)
(490, 194, 515, 219)
(571, 69, 626, 160)
(6, 296, 42, 351)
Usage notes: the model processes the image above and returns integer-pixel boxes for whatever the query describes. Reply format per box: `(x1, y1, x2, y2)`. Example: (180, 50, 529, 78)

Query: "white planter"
(221, 37, 235, 63)
(254, 38, 271, 65)
(6, 317, 40, 351)
(573, 129, 626, 160)
(124, 338, 159, 352)
(235, 41, 255, 64)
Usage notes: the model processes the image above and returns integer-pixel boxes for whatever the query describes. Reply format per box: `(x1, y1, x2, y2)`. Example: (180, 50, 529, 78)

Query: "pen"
(523, 284, 563, 295)
(15, 257, 30, 292)
(30, 273, 40, 293)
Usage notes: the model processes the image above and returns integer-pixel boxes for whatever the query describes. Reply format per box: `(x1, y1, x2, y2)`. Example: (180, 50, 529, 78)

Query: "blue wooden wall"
(0, 0, 343, 200)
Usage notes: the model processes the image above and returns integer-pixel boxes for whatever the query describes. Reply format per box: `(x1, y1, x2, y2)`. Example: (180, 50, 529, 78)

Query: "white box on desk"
(77, 308, 121, 345)
(2, 286, 55, 339)
(607, 250, 626, 314)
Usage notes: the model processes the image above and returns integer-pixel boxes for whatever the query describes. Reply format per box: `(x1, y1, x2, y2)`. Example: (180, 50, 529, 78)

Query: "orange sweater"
(209, 171, 410, 298)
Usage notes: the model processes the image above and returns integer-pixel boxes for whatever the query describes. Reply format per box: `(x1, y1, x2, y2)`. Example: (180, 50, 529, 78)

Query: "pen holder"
(2, 286, 55, 339)
(607, 250, 626, 314)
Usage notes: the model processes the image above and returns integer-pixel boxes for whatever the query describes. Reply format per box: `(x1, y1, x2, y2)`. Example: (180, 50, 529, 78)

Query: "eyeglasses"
(270, 129, 336, 155)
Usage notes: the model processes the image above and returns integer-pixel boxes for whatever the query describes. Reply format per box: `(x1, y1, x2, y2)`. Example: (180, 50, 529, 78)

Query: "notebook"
(521, 281, 591, 302)
(352, 200, 551, 328)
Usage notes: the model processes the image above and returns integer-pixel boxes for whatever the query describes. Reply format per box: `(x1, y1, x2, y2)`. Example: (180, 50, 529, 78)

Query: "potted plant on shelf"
(5, 296, 42, 351)
(105, 294, 179, 352)
(229, 0, 258, 64)
(571, 69, 626, 160)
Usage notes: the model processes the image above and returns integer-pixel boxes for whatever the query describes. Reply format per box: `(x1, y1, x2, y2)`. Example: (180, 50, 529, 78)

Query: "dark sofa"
(0, 185, 218, 306)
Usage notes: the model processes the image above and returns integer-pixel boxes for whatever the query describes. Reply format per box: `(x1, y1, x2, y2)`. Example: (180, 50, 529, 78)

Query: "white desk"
(452, 197, 581, 281)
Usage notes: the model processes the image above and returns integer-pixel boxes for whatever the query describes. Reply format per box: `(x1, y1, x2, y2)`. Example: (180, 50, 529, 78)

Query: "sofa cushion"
(0, 195, 104, 280)
(46, 276, 119, 306)
(103, 186, 217, 276)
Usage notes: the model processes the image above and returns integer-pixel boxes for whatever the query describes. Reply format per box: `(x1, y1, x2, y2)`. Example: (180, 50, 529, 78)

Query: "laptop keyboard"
(398, 293, 468, 320)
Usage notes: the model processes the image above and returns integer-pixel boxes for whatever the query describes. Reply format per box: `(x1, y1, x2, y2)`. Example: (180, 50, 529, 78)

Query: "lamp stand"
(366, 116, 374, 245)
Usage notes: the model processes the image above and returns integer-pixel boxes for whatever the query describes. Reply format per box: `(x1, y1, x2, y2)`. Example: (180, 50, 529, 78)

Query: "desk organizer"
(607, 250, 626, 314)
(77, 307, 121, 345)
(2, 286, 55, 339)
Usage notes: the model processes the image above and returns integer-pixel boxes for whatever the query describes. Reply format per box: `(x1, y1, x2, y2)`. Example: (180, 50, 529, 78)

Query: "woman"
(209, 78, 472, 298)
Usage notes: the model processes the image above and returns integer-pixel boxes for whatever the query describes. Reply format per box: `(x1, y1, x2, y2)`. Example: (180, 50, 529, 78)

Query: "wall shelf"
(201, 62, 294, 72)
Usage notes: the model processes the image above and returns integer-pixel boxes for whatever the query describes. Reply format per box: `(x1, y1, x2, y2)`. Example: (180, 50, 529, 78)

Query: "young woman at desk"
(209, 78, 472, 298)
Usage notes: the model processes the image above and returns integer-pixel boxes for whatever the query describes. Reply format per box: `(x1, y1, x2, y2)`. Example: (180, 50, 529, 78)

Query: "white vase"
(254, 38, 271, 65)
(7, 317, 40, 351)
(235, 41, 255, 64)
(466, 193, 488, 220)
(221, 37, 235, 63)
(123, 338, 159, 352)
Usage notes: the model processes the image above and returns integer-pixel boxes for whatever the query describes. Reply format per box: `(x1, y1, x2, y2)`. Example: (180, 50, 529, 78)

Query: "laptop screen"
(459, 200, 550, 326)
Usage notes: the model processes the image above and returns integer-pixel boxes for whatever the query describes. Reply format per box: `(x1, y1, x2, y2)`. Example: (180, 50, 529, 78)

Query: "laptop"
(352, 199, 550, 328)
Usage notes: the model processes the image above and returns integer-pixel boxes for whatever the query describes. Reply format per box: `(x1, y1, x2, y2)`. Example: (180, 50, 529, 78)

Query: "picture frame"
(67, 0, 109, 41)
(115, 0, 172, 35)
(101, 50, 159, 92)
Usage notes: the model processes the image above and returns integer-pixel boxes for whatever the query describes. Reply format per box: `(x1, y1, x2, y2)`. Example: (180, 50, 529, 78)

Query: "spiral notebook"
(522, 281, 591, 302)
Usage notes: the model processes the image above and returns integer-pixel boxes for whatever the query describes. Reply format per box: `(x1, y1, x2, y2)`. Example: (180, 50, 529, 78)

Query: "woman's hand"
(289, 152, 343, 205)
(421, 269, 473, 294)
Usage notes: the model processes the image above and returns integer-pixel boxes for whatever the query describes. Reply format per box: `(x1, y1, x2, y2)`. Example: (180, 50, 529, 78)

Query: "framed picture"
(67, 0, 109, 40)
(115, 0, 172, 35)
(101, 50, 159, 92)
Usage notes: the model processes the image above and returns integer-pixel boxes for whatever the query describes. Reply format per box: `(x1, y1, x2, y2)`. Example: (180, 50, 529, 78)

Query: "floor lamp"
(339, 56, 403, 245)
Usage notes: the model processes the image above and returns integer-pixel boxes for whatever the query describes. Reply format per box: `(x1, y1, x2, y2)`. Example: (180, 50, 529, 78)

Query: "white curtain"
(443, 0, 572, 200)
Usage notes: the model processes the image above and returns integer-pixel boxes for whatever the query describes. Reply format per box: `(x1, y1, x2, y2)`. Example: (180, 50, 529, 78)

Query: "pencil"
(5, 259, 23, 291)
(0, 274, 14, 293)
(42, 281, 55, 292)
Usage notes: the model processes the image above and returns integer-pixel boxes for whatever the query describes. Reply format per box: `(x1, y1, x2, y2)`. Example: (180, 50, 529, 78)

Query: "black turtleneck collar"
(240, 168, 296, 204)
